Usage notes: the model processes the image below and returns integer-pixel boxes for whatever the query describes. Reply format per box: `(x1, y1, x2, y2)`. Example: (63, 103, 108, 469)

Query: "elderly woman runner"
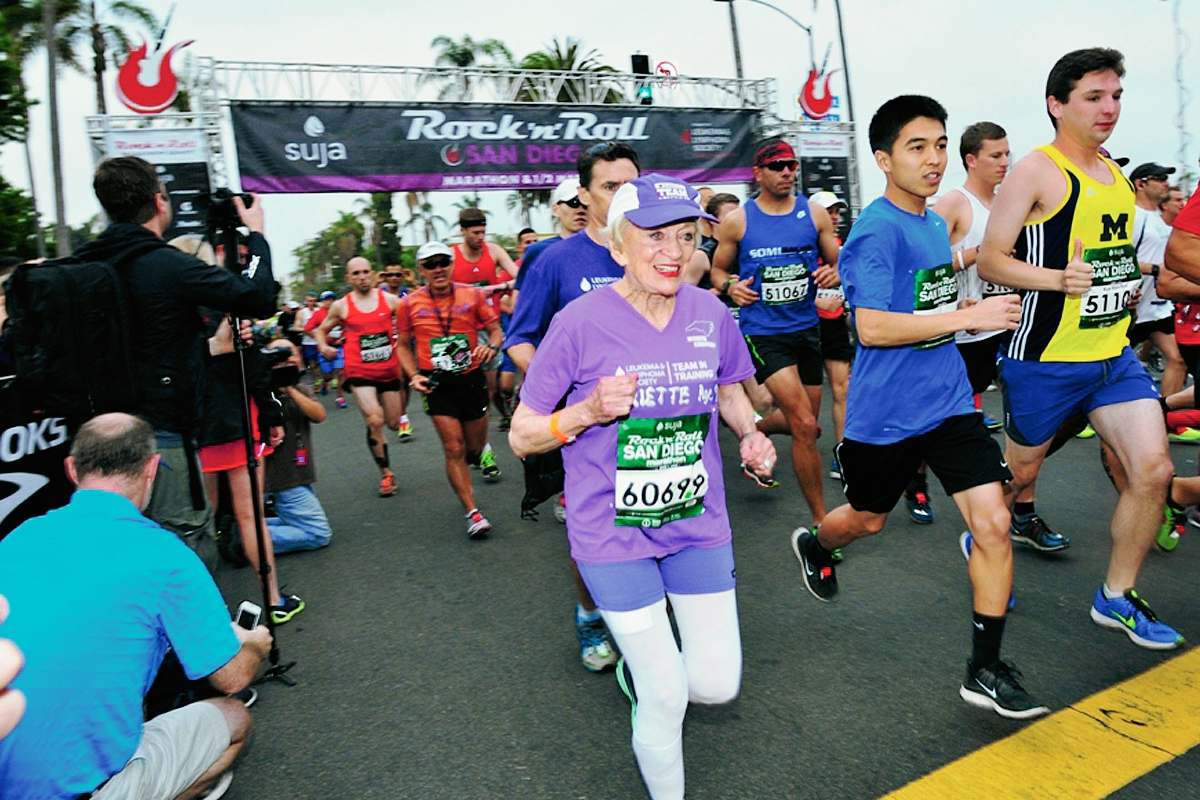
(510, 174, 775, 799)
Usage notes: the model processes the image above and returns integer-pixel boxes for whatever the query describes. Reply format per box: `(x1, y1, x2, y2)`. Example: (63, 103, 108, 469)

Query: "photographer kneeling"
(263, 339, 333, 553)
(76, 157, 278, 563)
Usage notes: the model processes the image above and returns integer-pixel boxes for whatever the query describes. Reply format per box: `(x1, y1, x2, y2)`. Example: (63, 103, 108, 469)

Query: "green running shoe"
(1157, 503, 1186, 552)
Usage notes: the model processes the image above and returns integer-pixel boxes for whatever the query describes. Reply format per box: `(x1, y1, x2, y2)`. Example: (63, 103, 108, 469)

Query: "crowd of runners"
(7, 42, 1200, 800)
(234, 46, 1200, 799)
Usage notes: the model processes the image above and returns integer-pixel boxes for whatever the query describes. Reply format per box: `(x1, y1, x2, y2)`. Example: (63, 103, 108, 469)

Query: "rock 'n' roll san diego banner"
(231, 102, 760, 193)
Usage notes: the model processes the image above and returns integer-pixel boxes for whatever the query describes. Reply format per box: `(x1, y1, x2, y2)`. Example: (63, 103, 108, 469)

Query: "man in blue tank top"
(712, 140, 841, 526)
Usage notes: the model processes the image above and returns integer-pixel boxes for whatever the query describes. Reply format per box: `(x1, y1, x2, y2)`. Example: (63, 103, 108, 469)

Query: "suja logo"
(284, 115, 348, 169)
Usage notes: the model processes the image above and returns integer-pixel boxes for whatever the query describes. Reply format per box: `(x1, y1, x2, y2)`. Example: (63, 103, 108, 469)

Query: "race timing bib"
(1080, 245, 1139, 329)
(913, 264, 958, 350)
(359, 332, 393, 363)
(430, 333, 472, 373)
(982, 280, 1016, 298)
(760, 261, 812, 306)
(615, 414, 710, 528)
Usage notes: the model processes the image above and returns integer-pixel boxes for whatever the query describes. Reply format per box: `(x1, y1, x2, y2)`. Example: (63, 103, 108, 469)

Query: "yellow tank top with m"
(1005, 145, 1139, 363)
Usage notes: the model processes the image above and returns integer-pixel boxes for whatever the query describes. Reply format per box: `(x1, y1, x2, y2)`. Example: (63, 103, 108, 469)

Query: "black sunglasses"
(762, 160, 798, 172)
(420, 257, 452, 270)
(381, 271, 403, 277)
(557, 197, 585, 209)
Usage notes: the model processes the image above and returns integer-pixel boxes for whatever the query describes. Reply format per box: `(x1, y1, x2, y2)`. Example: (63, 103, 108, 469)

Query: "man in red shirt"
(453, 208, 518, 458)
(398, 242, 503, 538)
(315, 257, 404, 497)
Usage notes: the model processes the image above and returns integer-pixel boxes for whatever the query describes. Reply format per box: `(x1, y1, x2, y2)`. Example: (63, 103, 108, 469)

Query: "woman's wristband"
(550, 410, 576, 444)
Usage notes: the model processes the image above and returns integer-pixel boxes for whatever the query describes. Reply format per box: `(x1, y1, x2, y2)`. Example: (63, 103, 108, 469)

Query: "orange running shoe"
(379, 474, 397, 497)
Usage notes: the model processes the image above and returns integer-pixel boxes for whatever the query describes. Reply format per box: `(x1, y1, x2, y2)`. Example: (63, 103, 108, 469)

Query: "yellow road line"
(882, 648, 1200, 800)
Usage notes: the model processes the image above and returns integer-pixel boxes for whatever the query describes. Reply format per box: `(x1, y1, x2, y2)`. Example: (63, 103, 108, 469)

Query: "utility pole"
(718, 0, 744, 81)
(44, 0, 68, 256)
(832, 0, 855, 128)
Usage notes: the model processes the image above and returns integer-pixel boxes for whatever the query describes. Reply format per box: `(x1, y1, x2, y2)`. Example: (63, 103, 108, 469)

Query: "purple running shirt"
(520, 284, 754, 563)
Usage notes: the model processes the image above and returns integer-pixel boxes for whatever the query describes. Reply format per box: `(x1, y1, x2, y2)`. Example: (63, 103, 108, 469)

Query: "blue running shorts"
(999, 347, 1158, 447)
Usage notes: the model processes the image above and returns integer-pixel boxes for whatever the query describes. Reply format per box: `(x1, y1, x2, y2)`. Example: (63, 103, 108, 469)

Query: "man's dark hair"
(458, 207, 486, 228)
(960, 122, 1008, 169)
(706, 193, 740, 217)
(1045, 48, 1125, 128)
(578, 142, 641, 190)
(69, 414, 156, 481)
(94, 157, 163, 225)
(517, 227, 536, 239)
(868, 95, 948, 154)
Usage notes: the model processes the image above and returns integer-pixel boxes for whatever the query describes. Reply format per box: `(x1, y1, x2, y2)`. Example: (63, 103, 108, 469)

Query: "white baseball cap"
(416, 241, 453, 262)
(810, 191, 847, 210)
(551, 177, 582, 205)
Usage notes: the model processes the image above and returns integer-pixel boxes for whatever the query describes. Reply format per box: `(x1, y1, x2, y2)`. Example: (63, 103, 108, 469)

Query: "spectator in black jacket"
(78, 157, 278, 562)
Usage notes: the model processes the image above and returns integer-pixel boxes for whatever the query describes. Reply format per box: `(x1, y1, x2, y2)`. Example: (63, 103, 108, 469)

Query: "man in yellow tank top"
(978, 48, 1182, 650)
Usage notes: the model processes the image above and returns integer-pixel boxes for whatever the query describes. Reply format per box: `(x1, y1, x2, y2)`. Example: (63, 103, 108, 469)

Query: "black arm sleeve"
(180, 233, 278, 319)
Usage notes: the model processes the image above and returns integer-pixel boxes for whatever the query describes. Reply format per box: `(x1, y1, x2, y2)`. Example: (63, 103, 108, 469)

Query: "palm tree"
(516, 37, 623, 103)
(429, 34, 512, 100)
(356, 192, 401, 268)
(57, 0, 158, 114)
(505, 189, 551, 229)
(430, 34, 512, 68)
(403, 191, 447, 244)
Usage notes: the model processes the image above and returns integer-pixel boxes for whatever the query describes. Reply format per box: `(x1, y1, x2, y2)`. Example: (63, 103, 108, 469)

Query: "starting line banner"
(231, 102, 760, 193)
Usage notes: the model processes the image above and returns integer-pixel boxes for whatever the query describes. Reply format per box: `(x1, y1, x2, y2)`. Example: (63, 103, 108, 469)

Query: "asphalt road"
(214, 384, 1200, 799)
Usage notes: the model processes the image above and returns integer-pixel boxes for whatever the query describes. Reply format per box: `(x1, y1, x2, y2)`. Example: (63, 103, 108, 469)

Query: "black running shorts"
(1127, 314, 1174, 347)
(421, 369, 489, 422)
(956, 336, 1003, 396)
(835, 414, 1011, 515)
(819, 316, 855, 364)
(745, 326, 823, 385)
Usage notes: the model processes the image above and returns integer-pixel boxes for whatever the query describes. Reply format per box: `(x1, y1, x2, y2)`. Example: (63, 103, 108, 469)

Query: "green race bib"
(430, 333, 472, 373)
(1080, 245, 1139, 329)
(913, 264, 957, 349)
(615, 414, 710, 528)
(761, 263, 811, 306)
(359, 332, 393, 363)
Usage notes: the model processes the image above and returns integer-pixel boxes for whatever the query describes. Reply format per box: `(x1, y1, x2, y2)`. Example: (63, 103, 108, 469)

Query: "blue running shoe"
(1010, 514, 1070, 553)
(829, 457, 842, 480)
(958, 532, 1015, 610)
(982, 413, 1003, 432)
(577, 612, 618, 672)
(1090, 587, 1184, 650)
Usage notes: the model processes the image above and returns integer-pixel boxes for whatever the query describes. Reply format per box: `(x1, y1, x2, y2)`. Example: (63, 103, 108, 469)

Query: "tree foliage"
(0, 171, 38, 258)
(357, 193, 402, 268)
(291, 211, 365, 296)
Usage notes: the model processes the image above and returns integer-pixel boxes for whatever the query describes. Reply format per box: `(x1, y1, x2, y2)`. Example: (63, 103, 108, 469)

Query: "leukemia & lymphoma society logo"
(284, 115, 348, 169)
(116, 39, 193, 114)
(440, 144, 463, 167)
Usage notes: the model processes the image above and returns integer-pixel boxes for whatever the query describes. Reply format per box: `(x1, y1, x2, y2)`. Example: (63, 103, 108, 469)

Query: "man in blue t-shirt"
(505, 143, 640, 676)
(788, 96, 1046, 721)
(513, 177, 588, 293)
(0, 414, 272, 800)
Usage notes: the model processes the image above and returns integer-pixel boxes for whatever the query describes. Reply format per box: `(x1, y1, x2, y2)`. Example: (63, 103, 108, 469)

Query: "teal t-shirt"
(840, 197, 974, 444)
(0, 490, 240, 799)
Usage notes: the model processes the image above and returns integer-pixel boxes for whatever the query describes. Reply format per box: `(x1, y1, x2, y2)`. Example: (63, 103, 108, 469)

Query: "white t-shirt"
(1133, 207, 1173, 323)
(296, 306, 316, 345)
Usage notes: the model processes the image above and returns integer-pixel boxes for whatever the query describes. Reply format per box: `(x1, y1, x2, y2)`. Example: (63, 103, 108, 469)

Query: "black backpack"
(4, 244, 161, 419)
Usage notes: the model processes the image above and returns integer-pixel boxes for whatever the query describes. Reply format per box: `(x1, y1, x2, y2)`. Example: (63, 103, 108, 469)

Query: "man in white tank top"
(937, 122, 1072, 560)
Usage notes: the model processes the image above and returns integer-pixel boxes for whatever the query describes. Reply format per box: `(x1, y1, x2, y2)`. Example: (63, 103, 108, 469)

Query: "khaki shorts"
(93, 701, 231, 800)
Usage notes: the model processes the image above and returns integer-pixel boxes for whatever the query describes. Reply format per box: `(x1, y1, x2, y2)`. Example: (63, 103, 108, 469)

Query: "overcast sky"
(4, 0, 1197, 285)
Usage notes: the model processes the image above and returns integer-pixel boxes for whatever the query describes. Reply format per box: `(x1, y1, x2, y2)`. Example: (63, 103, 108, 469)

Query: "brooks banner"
(231, 102, 760, 193)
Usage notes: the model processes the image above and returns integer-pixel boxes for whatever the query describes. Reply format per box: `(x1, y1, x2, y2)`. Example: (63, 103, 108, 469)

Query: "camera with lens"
(206, 188, 254, 242)
(261, 346, 299, 389)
